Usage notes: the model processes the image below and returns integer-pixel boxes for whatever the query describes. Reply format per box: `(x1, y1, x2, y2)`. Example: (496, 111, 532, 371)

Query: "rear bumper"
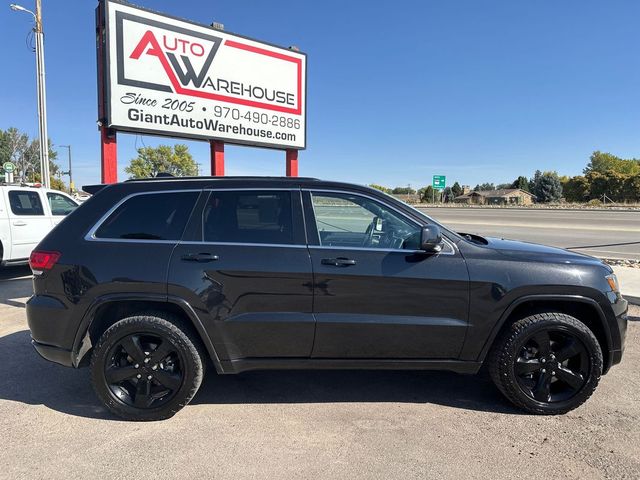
(26, 294, 77, 367)
(31, 339, 74, 367)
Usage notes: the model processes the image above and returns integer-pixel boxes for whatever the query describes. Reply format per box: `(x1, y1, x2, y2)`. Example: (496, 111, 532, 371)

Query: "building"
(453, 188, 535, 205)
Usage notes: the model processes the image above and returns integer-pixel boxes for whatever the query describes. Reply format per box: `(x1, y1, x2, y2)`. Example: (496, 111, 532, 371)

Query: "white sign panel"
(103, 0, 306, 149)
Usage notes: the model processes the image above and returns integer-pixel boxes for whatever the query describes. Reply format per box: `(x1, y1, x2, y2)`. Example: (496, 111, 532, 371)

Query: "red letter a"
(130, 30, 163, 60)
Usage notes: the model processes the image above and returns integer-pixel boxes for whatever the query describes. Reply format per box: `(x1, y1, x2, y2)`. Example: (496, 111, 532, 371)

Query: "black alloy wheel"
(488, 312, 603, 415)
(514, 329, 589, 403)
(104, 333, 184, 409)
(90, 313, 204, 421)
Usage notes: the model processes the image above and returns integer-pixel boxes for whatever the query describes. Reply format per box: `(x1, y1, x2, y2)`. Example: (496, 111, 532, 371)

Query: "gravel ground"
(0, 269, 638, 480)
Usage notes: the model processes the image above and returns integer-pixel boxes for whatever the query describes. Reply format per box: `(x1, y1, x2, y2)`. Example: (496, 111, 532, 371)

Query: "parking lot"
(0, 265, 638, 480)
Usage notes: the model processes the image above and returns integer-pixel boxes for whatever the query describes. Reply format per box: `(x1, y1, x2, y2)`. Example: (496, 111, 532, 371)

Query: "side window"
(310, 192, 421, 250)
(8, 191, 44, 216)
(203, 190, 293, 245)
(47, 193, 78, 216)
(94, 192, 198, 240)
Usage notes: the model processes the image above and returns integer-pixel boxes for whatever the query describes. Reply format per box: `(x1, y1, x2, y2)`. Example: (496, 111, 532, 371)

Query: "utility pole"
(35, 0, 50, 188)
(59, 145, 73, 192)
(10, 1, 50, 188)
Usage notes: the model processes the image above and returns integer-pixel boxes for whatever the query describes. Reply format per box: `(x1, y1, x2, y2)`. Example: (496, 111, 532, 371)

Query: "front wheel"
(488, 312, 603, 415)
(90, 313, 204, 421)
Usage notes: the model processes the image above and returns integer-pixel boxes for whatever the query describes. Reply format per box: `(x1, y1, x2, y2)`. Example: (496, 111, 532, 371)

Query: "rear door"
(168, 188, 315, 362)
(4, 188, 52, 260)
(304, 189, 470, 359)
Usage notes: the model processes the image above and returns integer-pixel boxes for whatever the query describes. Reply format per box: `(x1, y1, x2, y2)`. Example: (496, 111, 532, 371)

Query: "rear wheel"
(488, 312, 602, 415)
(90, 313, 204, 421)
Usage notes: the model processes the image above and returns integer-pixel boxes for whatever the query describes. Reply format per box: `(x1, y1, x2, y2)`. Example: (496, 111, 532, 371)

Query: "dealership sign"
(102, 0, 307, 149)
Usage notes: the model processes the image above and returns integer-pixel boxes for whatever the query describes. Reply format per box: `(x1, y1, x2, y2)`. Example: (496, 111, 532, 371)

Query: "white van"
(0, 185, 79, 265)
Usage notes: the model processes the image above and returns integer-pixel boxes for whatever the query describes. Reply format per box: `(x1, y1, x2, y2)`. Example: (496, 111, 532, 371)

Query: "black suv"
(26, 177, 628, 420)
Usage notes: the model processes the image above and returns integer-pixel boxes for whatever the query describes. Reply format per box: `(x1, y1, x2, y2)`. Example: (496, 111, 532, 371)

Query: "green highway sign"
(432, 175, 446, 190)
(3, 162, 15, 173)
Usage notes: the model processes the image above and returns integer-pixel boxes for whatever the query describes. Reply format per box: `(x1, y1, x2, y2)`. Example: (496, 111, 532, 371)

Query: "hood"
(482, 237, 610, 269)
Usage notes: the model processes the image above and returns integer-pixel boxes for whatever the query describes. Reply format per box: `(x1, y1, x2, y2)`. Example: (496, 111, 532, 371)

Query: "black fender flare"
(72, 293, 223, 373)
(477, 294, 613, 364)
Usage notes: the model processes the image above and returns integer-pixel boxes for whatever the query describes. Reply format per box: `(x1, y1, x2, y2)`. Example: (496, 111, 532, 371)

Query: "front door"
(305, 190, 469, 359)
(46, 191, 79, 226)
(168, 189, 315, 361)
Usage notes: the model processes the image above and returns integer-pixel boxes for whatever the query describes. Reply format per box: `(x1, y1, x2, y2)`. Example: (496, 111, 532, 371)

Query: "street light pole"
(10, 1, 50, 188)
(59, 145, 73, 192)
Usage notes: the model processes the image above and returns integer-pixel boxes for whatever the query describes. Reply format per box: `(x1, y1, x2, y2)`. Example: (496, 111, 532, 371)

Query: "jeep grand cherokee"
(26, 177, 627, 420)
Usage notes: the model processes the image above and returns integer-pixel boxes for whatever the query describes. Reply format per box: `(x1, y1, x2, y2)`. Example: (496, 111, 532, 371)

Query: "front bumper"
(605, 296, 628, 372)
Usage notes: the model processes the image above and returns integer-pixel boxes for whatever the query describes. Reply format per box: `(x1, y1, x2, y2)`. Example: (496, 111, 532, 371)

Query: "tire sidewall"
(90, 315, 203, 421)
(498, 314, 603, 414)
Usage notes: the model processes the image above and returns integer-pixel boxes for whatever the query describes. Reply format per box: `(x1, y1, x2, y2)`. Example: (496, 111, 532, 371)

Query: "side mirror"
(420, 225, 443, 252)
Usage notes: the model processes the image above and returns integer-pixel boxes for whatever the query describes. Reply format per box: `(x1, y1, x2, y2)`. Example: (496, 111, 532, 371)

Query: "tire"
(488, 312, 603, 415)
(90, 313, 204, 421)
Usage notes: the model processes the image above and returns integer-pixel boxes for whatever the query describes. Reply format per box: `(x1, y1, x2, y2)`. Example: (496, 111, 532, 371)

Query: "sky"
(1, 0, 639, 190)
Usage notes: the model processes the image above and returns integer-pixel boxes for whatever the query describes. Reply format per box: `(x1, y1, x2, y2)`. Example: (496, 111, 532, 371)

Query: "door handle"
(181, 253, 219, 263)
(321, 257, 357, 267)
(12, 221, 27, 226)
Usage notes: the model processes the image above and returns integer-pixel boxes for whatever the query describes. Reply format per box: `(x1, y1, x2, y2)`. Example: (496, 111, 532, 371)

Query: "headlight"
(605, 274, 620, 293)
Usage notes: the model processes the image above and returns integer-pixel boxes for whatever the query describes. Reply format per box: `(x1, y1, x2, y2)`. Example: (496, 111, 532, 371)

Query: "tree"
(496, 183, 512, 190)
(622, 175, 640, 203)
(125, 144, 198, 179)
(369, 184, 392, 194)
(24, 137, 59, 178)
(562, 176, 590, 203)
(530, 170, 562, 203)
(474, 183, 495, 191)
(0, 127, 60, 184)
(587, 171, 627, 202)
(391, 186, 416, 195)
(584, 151, 640, 176)
(418, 185, 440, 203)
(442, 186, 453, 203)
(50, 176, 67, 192)
(451, 181, 463, 198)
(511, 176, 529, 191)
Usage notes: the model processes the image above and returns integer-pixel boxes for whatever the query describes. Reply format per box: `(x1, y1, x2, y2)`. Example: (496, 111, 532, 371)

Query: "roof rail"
(123, 175, 321, 183)
(84, 176, 322, 194)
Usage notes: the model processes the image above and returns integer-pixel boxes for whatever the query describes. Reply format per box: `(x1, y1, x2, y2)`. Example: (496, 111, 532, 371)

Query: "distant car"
(26, 177, 627, 420)
(72, 192, 92, 204)
(0, 185, 79, 266)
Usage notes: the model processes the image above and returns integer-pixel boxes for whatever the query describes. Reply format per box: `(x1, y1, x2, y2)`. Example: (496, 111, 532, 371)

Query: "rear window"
(203, 190, 293, 244)
(8, 191, 44, 216)
(94, 191, 198, 241)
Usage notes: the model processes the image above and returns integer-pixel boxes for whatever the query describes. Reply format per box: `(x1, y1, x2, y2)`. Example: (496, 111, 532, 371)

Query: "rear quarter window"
(94, 191, 199, 241)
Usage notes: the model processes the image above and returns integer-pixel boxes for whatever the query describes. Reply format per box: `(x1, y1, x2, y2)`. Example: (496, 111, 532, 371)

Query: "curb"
(625, 295, 640, 307)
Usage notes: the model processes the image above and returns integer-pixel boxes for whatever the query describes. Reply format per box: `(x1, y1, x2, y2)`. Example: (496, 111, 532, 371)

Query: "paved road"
(1, 265, 639, 479)
(418, 208, 640, 260)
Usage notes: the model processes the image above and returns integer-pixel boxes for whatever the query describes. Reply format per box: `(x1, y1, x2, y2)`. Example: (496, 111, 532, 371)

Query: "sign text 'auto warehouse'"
(103, 0, 307, 149)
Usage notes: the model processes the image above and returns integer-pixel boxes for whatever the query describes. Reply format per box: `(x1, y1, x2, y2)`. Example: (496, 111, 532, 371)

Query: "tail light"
(29, 250, 61, 273)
